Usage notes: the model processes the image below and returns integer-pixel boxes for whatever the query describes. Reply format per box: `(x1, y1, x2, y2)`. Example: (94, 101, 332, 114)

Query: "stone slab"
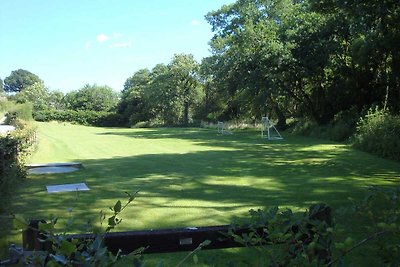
(46, 183, 90, 193)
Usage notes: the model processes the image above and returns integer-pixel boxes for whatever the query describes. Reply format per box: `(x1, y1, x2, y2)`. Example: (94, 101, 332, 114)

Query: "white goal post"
(217, 121, 233, 135)
(261, 117, 283, 140)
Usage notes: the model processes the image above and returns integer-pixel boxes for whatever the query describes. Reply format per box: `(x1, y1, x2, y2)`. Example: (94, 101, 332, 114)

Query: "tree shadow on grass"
(12, 128, 400, 234)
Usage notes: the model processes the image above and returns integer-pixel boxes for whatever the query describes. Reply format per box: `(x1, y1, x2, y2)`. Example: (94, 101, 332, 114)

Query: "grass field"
(2, 121, 399, 264)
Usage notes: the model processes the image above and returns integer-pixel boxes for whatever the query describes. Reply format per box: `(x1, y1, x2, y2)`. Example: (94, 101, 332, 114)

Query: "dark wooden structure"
(23, 220, 249, 254)
(23, 204, 332, 260)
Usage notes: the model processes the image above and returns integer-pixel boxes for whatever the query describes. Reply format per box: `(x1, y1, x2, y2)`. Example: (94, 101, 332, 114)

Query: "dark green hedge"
(34, 109, 124, 127)
(0, 120, 37, 212)
(354, 109, 400, 161)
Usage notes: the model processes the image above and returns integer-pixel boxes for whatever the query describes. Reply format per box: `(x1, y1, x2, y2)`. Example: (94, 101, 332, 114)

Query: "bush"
(4, 102, 33, 123)
(0, 120, 37, 213)
(34, 109, 124, 127)
(353, 108, 400, 161)
(291, 108, 359, 142)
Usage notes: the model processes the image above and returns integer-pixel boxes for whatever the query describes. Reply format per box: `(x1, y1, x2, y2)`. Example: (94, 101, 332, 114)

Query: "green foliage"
(118, 68, 152, 126)
(0, 98, 14, 113)
(21, 192, 143, 266)
(354, 108, 400, 161)
(34, 109, 124, 127)
(229, 204, 333, 266)
(333, 186, 400, 266)
(13, 82, 50, 112)
(0, 77, 3, 93)
(231, 186, 400, 266)
(291, 108, 360, 142)
(119, 54, 201, 126)
(4, 69, 42, 93)
(64, 84, 119, 112)
(5, 102, 33, 123)
(0, 120, 37, 213)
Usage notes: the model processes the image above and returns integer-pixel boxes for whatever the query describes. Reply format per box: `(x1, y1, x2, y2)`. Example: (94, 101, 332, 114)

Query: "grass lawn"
(1, 121, 399, 264)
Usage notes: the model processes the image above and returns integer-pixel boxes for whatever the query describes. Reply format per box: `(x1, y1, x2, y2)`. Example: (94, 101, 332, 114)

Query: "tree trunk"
(183, 101, 189, 126)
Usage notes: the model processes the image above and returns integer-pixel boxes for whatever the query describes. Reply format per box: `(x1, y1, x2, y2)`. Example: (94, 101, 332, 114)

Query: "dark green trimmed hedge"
(34, 109, 124, 127)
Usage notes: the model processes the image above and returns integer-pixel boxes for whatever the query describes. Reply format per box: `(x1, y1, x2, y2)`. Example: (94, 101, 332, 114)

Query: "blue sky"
(0, 0, 234, 92)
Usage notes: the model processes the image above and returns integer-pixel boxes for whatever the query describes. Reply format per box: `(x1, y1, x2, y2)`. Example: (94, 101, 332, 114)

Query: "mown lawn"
(1, 121, 399, 265)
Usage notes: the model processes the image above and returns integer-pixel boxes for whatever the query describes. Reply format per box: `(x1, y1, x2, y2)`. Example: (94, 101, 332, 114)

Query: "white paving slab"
(27, 162, 83, 168)
(0, 125, 15, 135)
(46, 183, 90, 193)
(28, 166, 80, 174)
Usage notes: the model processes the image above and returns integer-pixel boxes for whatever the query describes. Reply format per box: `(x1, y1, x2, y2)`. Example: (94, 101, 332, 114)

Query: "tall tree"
(65, 84, 119, 112)
(205, 0, 355, 125)
(310, 0, 400, 114)
(146, 63, 181, 125)
(119, 68, 151, 124)
(4, 69, 42, 93)
(169, 54, 201, 125)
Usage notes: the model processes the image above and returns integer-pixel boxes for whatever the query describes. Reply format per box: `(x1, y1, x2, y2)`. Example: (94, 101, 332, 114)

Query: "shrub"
(230, 186, 400, 266)
(34, 109, 124, 127)
(5, 102, 33, 123)
(291, 108, 359, 142)
(0, 120, 37, 213)
(353, 108, 400, 161)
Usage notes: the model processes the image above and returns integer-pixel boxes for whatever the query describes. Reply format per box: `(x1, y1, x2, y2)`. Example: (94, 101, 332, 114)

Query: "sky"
(0, 0, 235, 93)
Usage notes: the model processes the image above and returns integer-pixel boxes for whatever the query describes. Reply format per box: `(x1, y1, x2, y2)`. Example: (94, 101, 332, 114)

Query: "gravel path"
(0, 116, 15, 135)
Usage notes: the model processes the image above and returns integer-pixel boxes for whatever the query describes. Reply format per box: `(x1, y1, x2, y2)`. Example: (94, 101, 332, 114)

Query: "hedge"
(34, 109, 124, 127)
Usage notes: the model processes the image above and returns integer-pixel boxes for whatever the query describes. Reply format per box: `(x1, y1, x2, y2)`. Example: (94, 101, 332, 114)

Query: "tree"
(13, 82, 50, 111)
(48, 90, 66, 110)
(146, 63, 180, 125)
(118, 69, 152, 125)
(4, 69, 42, 93)
(65, 84, 119, 112)
(310, 0, 400, 114)
(0, 77, 3, 93)
(143, 55, 202, 125)
(205, 0, 356, 125)
(169, 54, 201, 125)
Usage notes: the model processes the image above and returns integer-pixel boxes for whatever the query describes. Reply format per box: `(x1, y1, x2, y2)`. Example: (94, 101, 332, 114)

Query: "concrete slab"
(46, 183, 90, 193)
(28, 166, 80, 174)
(0, 125, 15, 135)
(27, 162, 83, 169)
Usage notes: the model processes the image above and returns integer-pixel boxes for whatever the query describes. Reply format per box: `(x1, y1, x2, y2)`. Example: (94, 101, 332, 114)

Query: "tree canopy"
(64, 84, 119, 112)
(119, 54, 202, 126)
(4, 0, 398, 130)
(4, 69, 42, 93)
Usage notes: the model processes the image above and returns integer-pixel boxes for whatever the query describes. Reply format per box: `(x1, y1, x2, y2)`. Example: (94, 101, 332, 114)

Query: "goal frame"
(261, 117, 283, 140)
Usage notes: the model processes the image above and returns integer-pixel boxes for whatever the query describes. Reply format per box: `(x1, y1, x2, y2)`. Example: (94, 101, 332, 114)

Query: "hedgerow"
(353, 108, 400, 161)
(34, 109, 124, 127)
(0, 120, 37, 213)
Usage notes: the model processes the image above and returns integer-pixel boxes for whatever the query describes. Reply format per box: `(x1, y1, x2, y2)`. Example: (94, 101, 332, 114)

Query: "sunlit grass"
(1, 122, 399, 264)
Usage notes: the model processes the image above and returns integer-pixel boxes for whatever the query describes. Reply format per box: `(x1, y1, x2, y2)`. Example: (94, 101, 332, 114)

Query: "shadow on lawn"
(1, 128, 396, 264)
(12, 128, 399, 233)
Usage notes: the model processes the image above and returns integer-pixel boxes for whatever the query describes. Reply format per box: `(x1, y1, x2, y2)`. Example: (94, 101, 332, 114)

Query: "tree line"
(118, 0, 400, 128)
(1, 0, 399, 129)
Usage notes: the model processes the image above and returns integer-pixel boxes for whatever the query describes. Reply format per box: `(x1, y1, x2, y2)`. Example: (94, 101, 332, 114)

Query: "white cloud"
(96, 34, 109, 43)
(191, 20, 200, 25)
(109, 42, 132, 48)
